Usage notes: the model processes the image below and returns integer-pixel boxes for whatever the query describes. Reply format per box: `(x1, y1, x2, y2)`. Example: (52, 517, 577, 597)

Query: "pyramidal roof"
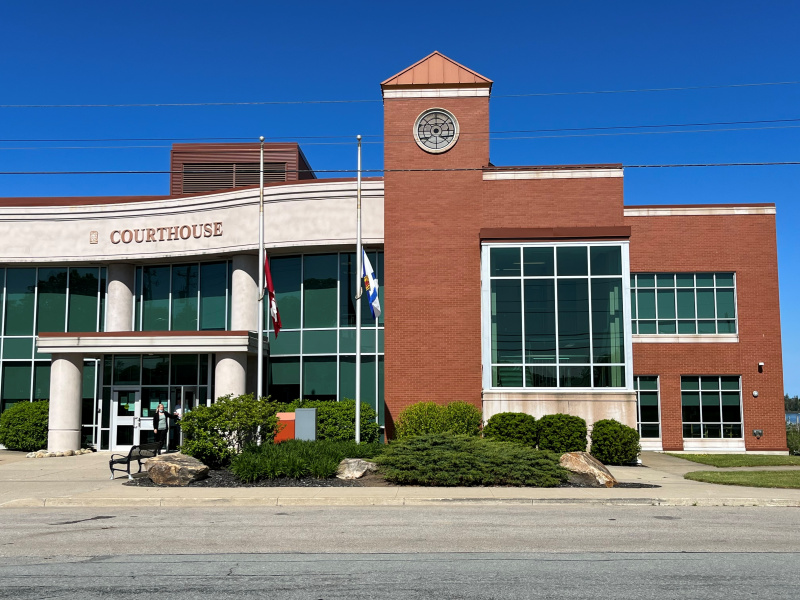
(381, 51, 492, 89)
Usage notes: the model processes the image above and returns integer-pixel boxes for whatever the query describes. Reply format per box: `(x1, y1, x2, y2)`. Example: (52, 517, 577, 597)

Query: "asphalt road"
(1, 506, 798, 598)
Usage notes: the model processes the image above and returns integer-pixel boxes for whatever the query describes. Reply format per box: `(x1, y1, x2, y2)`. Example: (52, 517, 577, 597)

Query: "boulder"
(145, 453, 209, 486)
(559, 452, 618, 488)
(336, 458, 378, 480)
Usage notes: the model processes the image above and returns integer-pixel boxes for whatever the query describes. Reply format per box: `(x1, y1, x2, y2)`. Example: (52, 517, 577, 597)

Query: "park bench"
(109, 442, 162, 480)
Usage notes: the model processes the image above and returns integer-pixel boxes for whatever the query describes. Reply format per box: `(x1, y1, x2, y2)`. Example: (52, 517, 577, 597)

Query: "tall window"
(484, 243, 630, 389)
(634, 375, 660, 438)
(631, 273, 736, 335)
(681, 376, 742, 438)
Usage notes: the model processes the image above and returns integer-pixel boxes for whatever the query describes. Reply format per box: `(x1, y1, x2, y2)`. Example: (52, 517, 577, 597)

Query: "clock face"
(414, 108, 459, 153)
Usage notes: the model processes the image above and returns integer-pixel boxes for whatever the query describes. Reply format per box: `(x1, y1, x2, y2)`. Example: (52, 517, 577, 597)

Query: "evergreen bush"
(440, 401, 483, 436)
(376, 434, 568, 487)
(179, 394, 278, 468)
(537, 413, 587, 453)
(589, 419, 641, 464)
(394, 402, 444, 439)
(0, 400, 49, 452)
(482, 412, 538, 446)
(275, 399, 379, 443)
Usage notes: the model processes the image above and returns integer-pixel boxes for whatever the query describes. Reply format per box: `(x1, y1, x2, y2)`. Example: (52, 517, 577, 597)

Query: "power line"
(1, 80, 798, 109)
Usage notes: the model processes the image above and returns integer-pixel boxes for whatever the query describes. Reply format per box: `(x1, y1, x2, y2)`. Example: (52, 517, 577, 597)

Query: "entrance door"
(111, 388, 141, 451)
(170, 386, 199, 449)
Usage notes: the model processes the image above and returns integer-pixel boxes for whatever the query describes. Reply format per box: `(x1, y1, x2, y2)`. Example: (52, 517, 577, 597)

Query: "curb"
(3, 496, 799, 508)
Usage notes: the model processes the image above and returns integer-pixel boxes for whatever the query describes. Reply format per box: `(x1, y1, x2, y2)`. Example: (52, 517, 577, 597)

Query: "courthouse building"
(0, 52, 788, 453)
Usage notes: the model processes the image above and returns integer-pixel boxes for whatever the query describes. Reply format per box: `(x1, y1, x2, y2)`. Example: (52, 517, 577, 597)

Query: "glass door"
(111, 388, 141, 451)
(170, 386, 199, 449)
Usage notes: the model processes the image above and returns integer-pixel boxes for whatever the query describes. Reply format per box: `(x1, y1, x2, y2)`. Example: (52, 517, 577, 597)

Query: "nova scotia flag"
(362, 250, 381, 319)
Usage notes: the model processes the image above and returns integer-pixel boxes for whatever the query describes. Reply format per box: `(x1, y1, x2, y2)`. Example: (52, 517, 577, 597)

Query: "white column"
(106, 264, 136, 332)
(214, 352, 247, 398)
(230, 254, 259, 332)
(47, 354, 84, 451)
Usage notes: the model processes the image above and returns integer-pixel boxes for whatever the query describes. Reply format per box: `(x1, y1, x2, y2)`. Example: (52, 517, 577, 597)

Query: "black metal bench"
(109, 442, 162, 480)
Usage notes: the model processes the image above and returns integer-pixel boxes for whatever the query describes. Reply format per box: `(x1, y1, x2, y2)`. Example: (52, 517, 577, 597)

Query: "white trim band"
(483, 168, 623, 181)
(625, 206, 775, 217)
(382, 87, 491, 99)
(36, 333, 264, 355)
(633, 334, 739, 344)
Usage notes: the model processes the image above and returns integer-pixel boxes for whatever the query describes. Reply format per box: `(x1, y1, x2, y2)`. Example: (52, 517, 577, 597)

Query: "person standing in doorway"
(153, 403, 175, 452)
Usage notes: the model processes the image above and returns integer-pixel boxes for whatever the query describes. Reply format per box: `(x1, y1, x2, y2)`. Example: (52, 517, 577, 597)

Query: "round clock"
(413, 108, 459, 153)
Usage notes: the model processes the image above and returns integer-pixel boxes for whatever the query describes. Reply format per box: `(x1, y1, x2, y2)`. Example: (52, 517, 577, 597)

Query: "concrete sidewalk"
(1, 450, 799, 508)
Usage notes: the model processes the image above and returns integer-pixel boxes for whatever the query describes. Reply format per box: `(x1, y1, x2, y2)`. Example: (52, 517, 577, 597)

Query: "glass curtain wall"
(266, 251, 384, 426)
(485, 243, 629, 389)
(0, 267, 105, 428)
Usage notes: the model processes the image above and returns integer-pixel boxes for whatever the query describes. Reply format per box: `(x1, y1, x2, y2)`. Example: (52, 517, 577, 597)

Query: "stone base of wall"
(482, 390, 638, 429)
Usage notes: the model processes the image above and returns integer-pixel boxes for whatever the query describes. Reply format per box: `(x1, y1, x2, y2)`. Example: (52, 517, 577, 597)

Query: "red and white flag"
(265, 254, 281, 337)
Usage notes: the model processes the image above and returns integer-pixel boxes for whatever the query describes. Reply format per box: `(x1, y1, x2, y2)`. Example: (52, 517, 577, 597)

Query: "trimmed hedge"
(590, 419, 641, 464)
(231, 440, 382, 482)
(0, 400, 49, 452)
(180, 394, 278, 468)
(376, 433, 568, 487)
(276, 399, 379, 443)
(537, 413, 587, 453)
(394, 401, 482, 439)
(482, 412, 537, 446)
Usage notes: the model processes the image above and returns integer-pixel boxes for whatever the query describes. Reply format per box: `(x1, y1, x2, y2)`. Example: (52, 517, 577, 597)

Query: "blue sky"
(1, 1, 798, 393)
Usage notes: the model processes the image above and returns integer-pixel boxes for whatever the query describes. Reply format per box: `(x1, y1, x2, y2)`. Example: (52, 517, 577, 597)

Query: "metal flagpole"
(257, 136, 265, 400)
(355, 135, 362, 444)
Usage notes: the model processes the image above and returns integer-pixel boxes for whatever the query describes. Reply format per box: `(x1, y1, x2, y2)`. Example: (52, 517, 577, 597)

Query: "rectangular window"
(68, 268, 100, 333)
(199, 262, 227, 330)
(4, 268, 36, 336)
(37, 268, 67, 333)
(141, 266, 170, 331)
(634, 375, 660, 438)
(303, 254, 338, 328)
(681, 375, 742, 438)
(632, 273, 736, 335)
(485, 243, 628, 389)
(171, 264, 199, 331)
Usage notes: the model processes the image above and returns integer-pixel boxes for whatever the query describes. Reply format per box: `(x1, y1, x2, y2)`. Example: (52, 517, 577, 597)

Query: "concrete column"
(230, 254, 258, 332)
(48, 354, 84, 452)
(106, 264, 136, 332)
(214, 352, 247, 398)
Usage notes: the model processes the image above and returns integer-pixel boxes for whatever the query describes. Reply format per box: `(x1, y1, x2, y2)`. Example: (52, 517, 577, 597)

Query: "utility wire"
(1, 80, 798, 109)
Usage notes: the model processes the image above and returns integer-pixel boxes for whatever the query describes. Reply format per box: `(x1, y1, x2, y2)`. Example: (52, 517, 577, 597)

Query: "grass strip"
(684, 470, 800, 489)
(667, 453, 800, 467)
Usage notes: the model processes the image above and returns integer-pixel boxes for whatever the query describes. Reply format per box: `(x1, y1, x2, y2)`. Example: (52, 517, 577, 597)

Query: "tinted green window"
(272, 256, 301, 329)
(99, 268, 107, 332)
(302, 330, 337, 355)
(720, 376, 740, 390)
(142, 355, 170, 385)
(721, 392, 741, 421)
(526, 365, 557, 387)
(491, 247, 521, 276)
(523, 247, 554, 277)
(594, 365, 625, 387)
(716, 289, 735, 319)
(199, 262, 227, 330)
(82, 362, 96, 399)
(656, 289, 676, 319)
(696, 289, 716, 319)
(68, 268, 99, 333)
(556, 247, 587, 276)
(656, 273, 674, 287)
(268, 357, 300, 403)
(637, 289, 656, 319)
(303, 254, 338, 329)
(339, 355, 377, 407)
(339, 252, 378, 327)
(637, 274, 655, 288)
(676, 274, 694, 287)
(557, 280, 590, 363)
(270, 330, 301, 355)
(171, 354, 198, 385)
(524, 280, 555, 363)
(113, 355, 140, 386)
(590, 246, 621, 276)
(5, 268, 36, 336)
(3, 337, 33, 359)
(681, 391, 700, 421)
(696, 274, 714, 287)
(591, 279, 624, 364)
(492, 366, 523, 387)
(676, 289, 695, 319)
(141, 266, 170, 331)
(171, 264, 198, 331)
(716, 273, 734, 287)
(491, 280, 522, 363)
(37, 268, 67, 333)
(303, 356, 336, 400)
(1, 363, 32, 407)
(134, 267, 142, 331)
(560, 365, 591, 387)
(637, 376, 658, 391)
(33, 363, 50, 400)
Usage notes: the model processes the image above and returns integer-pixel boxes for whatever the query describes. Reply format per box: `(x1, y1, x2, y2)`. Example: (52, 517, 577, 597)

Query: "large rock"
(559, 452, 618, 488)
(336, 458, 378, 480)
(146, 453, 209, 486)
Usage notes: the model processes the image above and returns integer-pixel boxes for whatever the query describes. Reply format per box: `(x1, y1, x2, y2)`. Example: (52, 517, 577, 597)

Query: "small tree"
(537, 414, 587, 453)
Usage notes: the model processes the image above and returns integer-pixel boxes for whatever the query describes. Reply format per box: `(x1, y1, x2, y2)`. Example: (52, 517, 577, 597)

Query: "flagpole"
(355, 135, 362, 444)
(257, 136, 265, 401)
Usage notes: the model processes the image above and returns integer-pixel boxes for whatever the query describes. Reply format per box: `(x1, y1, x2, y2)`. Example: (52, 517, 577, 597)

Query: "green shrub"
(230, 440, 383, 482)
(787, 425, 800, 455)
(180, 394, 278, 468)
(590, 419, 641, 464)
(440, 401, 483, 436)
(537, 413, 587, 453)
(275, 399, 379, 443)
(483, 412, 538, 446)
(377, 434, 569, 487)
(0, 400, 49, 452)
(395, 401, 483, 439)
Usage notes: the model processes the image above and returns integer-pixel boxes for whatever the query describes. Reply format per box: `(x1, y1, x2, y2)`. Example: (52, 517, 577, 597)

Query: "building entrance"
(110, 388, 153, 451)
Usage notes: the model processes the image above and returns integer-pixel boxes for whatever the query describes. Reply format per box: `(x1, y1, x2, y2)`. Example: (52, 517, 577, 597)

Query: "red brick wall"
(627, 213, 786, 451)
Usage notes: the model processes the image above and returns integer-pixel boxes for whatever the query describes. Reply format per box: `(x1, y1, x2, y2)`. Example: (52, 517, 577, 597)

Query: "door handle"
(135, 417, 141, 429)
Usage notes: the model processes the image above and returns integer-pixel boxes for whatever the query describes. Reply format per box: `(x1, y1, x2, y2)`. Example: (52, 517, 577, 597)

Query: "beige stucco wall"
(482, 390, 638, 429)
(0, 180, 384, 263)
